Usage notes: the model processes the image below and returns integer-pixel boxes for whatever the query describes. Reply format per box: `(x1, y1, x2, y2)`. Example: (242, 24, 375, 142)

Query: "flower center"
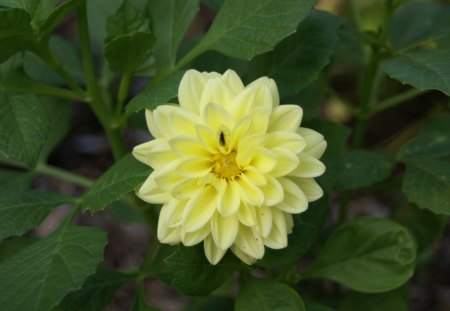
(212, 151, 241, 178)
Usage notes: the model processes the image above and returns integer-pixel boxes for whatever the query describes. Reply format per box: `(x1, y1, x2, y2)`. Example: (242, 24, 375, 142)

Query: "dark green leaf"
(0, 236, 37, 264)
(187, 0, 315, 60)
(340, 290, 408, 311)
(383, 49, 450, 96)
(284, 81, 326, 120)
(87, 0, 122, 47)
(149, 0, 199, 69)
(331, 150, 393, 191)
(104, 32, 155, 73)
(249, 11, 341, 96)
(182, 296, 234, 311)
(0, 8, 35, 63)
(303, 301, 335, 311)
(0, 190, 74, 240)
(302, 217, 416, 293)
(38, 0, 82, 40)
(164, 245, 238, 296)
(0, 168, 34, 192)
(127, 70, 185, 112)
(131, 283, 160, 311)
(81, 154, 151, 213)
(0, 224, 107, 311)
(57, 267, 132, 311)
(106, 0, 149, 42)
(235, 278, 305, 311)
(402, 158, 450, 215)
(257, 219, 316, 267)
(0, 91, 50, 168)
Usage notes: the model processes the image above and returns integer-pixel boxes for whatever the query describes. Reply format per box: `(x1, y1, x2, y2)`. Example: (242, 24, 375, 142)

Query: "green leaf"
(249, 10, 341, 96)
(390, 2, 450, 51)
(0, 8, 36, 63)
(164, 245, 238, 296)
(0, 91, 50, 168)
(0, 190, 74, 240)
(302, 217, 416, 293)
(182, 296, 234, 311)
(186, 0, 315, 61)
(383, 49, 450, 96)
(81, 154, 151, 213)
(0, 236, 37, 264)
(402, 158, 450, 215)
(38, 0, 82, 40)
(235, 278, 305, 311)
(0, 168, 34, 192)
(104, 32, 155, 73)
(303, 301, 335, 311)
(87, 0, 122, 47)
(257, 219, 316, 267)
(56, 267, 132, 311)
(0, 223, 107, 311)
(127, 70, 185, 112)
(131, 283, 160, 311)
(105, 0, 149, 41)
(331, 150, 393, 191)
(340, 290, 408, 311)
(149, 0, 199, 69)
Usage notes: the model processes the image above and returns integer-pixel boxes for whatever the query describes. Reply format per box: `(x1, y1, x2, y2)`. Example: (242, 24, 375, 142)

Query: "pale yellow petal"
(204, 235, 227, 265)
(222, 69, 245, 96)
(264, 209, 288, 249)
(153, 160, 187, 192)
(230, 115, 252, 147)
(170, 108, 202, 136)
(158, 206, 182, 244)
(176, 157, 212, 178)
(231, 245, 255, 265)
(268, 105, 303, 132)
(234, 174, 264, 206)
(255, 206, 272, 238)
(196, 124, 219, 153)
(172, 179, 203, 199)
(242, 168, 267, 186)
(182, 223, 211, 246)
(218, 181, 240, 217)
(297, 127, 327, 158)
(137, 174, 171, 204)
(248, 106, 271, 134)
(211, 213, 239, 249)
(234, 225, 264, 259)
(246, 77, 279, 106)
(270, 148, 299, 177)
(290, 177, 323, 202)
(161, 199, 184, 228)
(152, 106, 178, 138)
(178, 69, 206, 112)
(228, 87, 257, 120)
(277, 177, 308, 213)
(289, 153, 326, 178)
(306, 140, 327, 159)
(170, 137, 211, 158)
(264, 132, 305, 154)
(199, 78, 234, 111)
(145, 110, 162, 138)
(182, 186, 218, 232)
(250, 148, 276, 173)
(237, 203, 257, 227)
(202, 102, 234, 134)
(132, 139, 176, 169)
(260, 175, 284, 206)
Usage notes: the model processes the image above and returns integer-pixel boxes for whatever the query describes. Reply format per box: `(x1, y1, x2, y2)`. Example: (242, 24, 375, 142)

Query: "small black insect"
(219, 131, 226, 147)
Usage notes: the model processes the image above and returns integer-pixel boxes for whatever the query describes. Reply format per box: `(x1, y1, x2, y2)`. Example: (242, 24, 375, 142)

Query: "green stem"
(348, 0, 363, 28)
(115, 72, 133, 118)
(35, 162, 94, 188)
(0, 82, 87, 102)
(76, 3, 126, 160)
(369, 88, 427, 116)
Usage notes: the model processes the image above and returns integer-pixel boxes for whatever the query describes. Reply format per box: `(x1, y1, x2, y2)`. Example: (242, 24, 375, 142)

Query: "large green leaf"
(0, 168, 34, 192)
(183, 296, 234, 311)
(0, 224, 107, 311)
(303, 301, 335, 311)
(302, 218, 416, 293)
(383, 49, 450, 96)
(38, 0, 82, 40)
(0, 8, 36, 62)
(149, 0, 199, 69)
(164, 245, 238, 296)
(0, 91, 50, 168)
(0, 190, 74, 240)
(105, 0, 148, 41)
(185, 0, 315, 61)
(402, 158, 450, 215)
(127, 70, 185, 112)
(249, 11, 341, 96)
(340, 289, 408, 311)
(331, 150, 393, 191)
(81, 154, 151, 213)
(235, 278, 305, 311)
(257, 219, 316, 268)
(56, 267, 132, 311)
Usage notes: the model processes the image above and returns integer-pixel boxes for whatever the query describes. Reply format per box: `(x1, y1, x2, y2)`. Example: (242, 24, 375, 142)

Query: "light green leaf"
(149, 0, 199, 69)
(164, 245, 238, 296)
(331, 150, 393, 191)
(257, 219, 316, 268)
(0, 224, 107, 311)
(0, 190, 74, 240)
(383, 49, 450, 96)
(249, 11, 341, 96)
(56, 267, 132, 311)
(340, 289, 408, 311)
(302, 218, 416, 293)
(402, 158, 450, 215)
(0, 91, 50, 168)
(235, 278, 305, 311)
(81, 154, 151, 213)
(105, 0, 149, 42)
(104, 32, 155, 73)
(0, 8, 36, 63)
(127, 70, 185, 112)
(185, 0, 315, 61)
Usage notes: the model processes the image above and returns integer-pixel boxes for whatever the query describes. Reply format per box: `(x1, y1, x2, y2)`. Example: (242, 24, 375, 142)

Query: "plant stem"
(35, 162, 94, 188)
(0, 81, 87, 102)
(115, 72, 133, 118)
(76, 3, 126, 160)
(370, 88, 427, 116)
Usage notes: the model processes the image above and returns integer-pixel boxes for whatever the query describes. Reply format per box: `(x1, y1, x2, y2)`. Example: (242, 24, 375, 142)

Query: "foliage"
(0, 0, 449, 310)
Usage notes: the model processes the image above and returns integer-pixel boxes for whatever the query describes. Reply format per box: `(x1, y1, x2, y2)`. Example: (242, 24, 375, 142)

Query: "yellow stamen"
(212, 151, 241, 178)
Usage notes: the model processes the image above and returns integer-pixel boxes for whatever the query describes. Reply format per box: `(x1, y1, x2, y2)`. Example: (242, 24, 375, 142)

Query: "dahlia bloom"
(133, 69, 326, 265)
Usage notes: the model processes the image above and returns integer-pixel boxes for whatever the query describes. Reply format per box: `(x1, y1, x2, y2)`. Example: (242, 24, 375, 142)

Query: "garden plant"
(0, 0, 449, 310)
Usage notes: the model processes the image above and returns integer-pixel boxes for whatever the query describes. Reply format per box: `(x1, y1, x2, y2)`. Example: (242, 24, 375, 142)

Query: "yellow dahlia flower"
(133, 69, 326, 265)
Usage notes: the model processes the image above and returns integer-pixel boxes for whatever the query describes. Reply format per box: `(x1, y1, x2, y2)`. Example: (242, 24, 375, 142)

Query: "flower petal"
(290, 177, 323, 202)
(246, 77, 279, 106)
(182, 186, 218, 232)
(145, 110, 162, 138)
(211, 213, 239, 249)
(182, 223, 211, 246)
(204, 235, 227, 265)
(234, 175, 264, 206)
(202, 102, 235, 134)
(234, 225, 264, 259)
(277, 177, 308, 213)
(297, 127, 327, 158)
(270, 148, 299, 177)
(260, 175, 284, 206)
(177, 157, 212, 178)
(200, 78, 234, 112)
(264, 209, 288, 249)
(231, 245, 255, 265)
(172, 179, 203, 199)
(250, 148, 277, 173)
(269, 105, 303, 132)
(133, 139, 176, 169)
(264, 132, 305, 154)
(237, 203, 257, 227)
(161, 199, 184, 228)
(218, 181, 240, 217)
(179, 69, 207, 112)
(170, 137, 211, 158)
(196, 124, 219, 153)
(222, 69, 245, 96)
(289, 153, 326, 178)
(255, 206, 272, 238)
(153, 160, 187, 192)
(137, 174, 171, 203)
